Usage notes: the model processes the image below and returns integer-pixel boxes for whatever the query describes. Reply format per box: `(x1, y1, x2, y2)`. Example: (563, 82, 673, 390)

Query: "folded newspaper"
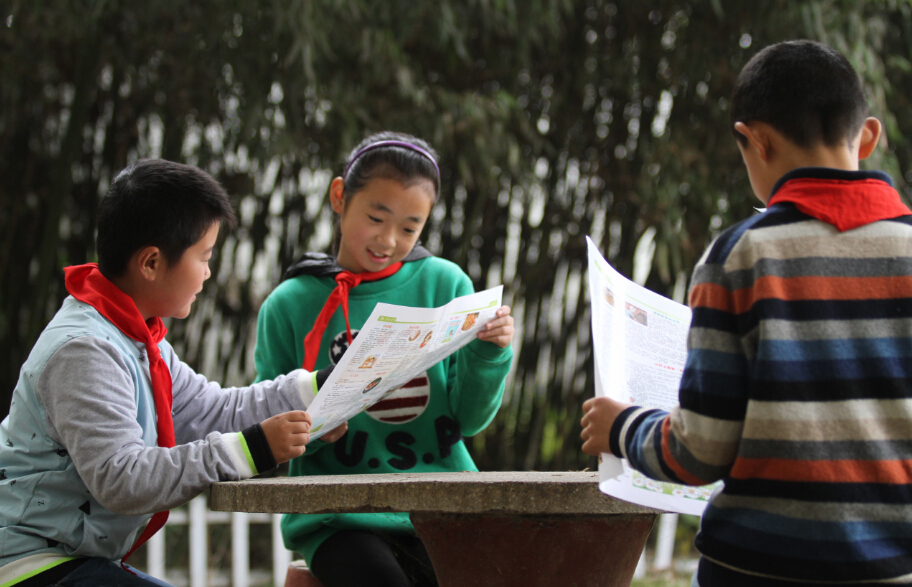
(306, 286, 503, 441)
(587, 236, 719, 515)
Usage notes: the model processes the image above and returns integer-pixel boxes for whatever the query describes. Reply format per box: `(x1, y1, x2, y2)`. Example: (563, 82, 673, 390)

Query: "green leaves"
(2, 0, 911, 469)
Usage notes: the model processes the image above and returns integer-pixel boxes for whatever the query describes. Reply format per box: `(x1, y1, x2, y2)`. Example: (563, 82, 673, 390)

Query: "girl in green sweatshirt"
(254, 131, 515, 587)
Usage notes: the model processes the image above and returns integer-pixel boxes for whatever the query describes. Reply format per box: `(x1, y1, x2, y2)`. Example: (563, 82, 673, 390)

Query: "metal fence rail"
(141, 495, 292, 587)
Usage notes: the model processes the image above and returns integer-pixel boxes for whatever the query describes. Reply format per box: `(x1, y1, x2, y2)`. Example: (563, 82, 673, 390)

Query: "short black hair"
(731, 40, 869, 148)
(96, 159, 237, 278)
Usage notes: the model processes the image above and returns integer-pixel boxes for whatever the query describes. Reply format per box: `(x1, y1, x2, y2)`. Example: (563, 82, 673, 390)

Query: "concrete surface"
(209, 470, 661, 516)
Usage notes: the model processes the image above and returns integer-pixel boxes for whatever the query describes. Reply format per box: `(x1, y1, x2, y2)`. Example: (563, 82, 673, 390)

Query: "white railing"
(140, 495, 293, 587)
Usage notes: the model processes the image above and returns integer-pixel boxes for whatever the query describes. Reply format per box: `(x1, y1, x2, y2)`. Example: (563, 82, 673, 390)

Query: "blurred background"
(3, 0, 912, 477)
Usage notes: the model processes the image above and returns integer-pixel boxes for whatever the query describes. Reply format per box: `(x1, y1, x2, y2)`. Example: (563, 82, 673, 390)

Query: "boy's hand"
(580, 396, 632, 456)
(319, 422, 349, 443)
(261, 411, 312, 464)
(476, 305, 514, 348)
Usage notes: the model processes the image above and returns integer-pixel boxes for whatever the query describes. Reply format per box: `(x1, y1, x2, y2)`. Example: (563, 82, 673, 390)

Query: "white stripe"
(222, 432, 255, 479)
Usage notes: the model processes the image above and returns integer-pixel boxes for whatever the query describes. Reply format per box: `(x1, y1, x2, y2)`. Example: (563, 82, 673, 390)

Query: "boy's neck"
(772, 142, 861, 178)
(109, 272, 155, 322)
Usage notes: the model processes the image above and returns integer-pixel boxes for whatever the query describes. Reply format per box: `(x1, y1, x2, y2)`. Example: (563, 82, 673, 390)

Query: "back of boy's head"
(731, 40, 869, 149)
(96, 159, 238, 278)
(341, 131, 441, 202)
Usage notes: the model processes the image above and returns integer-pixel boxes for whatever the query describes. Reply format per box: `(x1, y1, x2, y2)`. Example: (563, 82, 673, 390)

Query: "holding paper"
(585, 237, 718, 515)
(307, 286, 503, 441)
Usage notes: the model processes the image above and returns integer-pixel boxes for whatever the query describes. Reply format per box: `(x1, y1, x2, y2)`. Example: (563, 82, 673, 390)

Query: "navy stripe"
(610, 406, 643, 458)
(696, 544, 912, 585)
(697, 532, 912, 582)
(750, 377, 912, 402)
(754, 356, 912, 382)
(723, 478, 912, 504)
(750, 298, 912, 321)
(690, 307, 739, 333)
(678, 387, 747, 420)
(771, 167, 894, 193)
(708, 517, 912, 563)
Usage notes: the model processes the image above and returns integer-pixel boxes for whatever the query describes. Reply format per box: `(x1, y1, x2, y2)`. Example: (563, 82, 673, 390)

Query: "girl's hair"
(341, 131, 441, 203)
(332, 131, 440, 254)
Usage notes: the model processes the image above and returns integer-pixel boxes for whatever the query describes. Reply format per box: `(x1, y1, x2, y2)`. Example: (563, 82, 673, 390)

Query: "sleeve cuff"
(240, 423, 278, 475)
(223, 432, 256, 479)
(295, 370, 317, 409)
(610, 406, 656, 460)
(466, 337, 514, 362)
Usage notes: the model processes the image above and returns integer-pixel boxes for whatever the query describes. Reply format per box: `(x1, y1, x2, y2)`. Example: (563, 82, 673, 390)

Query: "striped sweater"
(610, 167, 912, 586)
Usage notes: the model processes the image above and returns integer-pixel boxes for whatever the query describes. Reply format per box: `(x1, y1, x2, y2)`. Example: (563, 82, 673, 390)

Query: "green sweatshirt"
(254, 253, 513, 564)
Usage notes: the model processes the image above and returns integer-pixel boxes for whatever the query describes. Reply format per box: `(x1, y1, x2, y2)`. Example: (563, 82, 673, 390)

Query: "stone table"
(210, 471, 660, 587)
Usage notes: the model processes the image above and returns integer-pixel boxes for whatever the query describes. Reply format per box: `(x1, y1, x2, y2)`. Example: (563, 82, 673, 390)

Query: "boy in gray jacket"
(0, 159, 343, 587)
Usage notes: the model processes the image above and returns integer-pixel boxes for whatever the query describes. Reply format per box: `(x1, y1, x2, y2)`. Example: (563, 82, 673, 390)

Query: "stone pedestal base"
(412, 512, 657, 587)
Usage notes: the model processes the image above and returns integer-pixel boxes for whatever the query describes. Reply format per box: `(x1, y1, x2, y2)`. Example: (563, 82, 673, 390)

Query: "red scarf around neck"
(64, 263, 174, 566)
(769, 177, 911, 232)
(303, 262, 403, 371)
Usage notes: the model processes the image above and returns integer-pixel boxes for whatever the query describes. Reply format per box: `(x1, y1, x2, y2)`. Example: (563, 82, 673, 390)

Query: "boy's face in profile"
(148, 222, 219, 319)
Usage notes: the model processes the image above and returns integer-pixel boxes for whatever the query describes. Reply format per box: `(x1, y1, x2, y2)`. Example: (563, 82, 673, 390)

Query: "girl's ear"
(329, 177, 347, 214)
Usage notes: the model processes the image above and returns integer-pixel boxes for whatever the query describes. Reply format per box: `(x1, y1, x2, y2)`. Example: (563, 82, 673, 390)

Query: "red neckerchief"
(303, 262, 403, 371)
(768, 177, 911, 232)
(63, 263, 173, 567)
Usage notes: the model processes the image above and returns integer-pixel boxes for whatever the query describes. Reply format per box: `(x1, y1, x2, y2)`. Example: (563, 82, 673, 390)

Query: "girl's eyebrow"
(370, 202, 425, 223)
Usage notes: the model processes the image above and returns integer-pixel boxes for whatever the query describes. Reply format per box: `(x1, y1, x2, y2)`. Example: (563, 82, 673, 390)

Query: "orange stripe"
(660, 417, 709, 486)
(689, 283, 734, 313)
(730, 275, 912, 314)
(731, 458, 912, 484)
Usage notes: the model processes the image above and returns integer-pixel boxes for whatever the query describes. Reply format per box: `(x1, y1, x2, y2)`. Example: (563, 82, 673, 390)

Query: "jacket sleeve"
(37, 337, 305, 515)
(444, 277, 514, 437)
(166, 339, 313, 444)
(610, 257, 748, 486)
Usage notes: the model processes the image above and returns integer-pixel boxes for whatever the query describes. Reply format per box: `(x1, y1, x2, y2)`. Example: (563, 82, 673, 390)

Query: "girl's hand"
(476, 305, 514, 348)
(580, 396, 631, 456)
(319, 421, 349, 443)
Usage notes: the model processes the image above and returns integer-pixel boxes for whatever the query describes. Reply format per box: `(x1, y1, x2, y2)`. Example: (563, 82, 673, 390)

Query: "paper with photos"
(306, 286, 503, 441)
(587, 236, 719, 515)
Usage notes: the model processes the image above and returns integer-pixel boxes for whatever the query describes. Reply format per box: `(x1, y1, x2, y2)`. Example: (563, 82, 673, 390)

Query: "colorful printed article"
(306, 286, 503, 441)
(586, 237, 719, 515)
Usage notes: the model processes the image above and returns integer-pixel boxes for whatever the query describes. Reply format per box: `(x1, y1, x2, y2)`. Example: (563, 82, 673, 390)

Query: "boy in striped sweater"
(581, 40, 912, 586)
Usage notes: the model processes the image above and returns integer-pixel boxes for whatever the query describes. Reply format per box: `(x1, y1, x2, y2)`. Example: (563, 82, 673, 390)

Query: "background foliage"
(2, 0, 911, 471)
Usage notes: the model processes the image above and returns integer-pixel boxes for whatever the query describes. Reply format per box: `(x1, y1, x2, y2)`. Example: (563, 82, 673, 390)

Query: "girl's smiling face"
(331, 176, 434, 274)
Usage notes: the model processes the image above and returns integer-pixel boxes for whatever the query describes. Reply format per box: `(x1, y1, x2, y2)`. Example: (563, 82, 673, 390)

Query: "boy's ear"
(329, 177, 346, 214)
(136, 246, 163, 281)
(733, 121, 772, 162)
(857, 117, 882, 161)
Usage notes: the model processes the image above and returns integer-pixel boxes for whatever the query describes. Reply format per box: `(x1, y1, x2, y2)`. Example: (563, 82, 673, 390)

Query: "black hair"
(332, 131, 440, 254)
(730, 40, 869, 148)
(341, 131, 440, 203)
(96, 159, 238, 278)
